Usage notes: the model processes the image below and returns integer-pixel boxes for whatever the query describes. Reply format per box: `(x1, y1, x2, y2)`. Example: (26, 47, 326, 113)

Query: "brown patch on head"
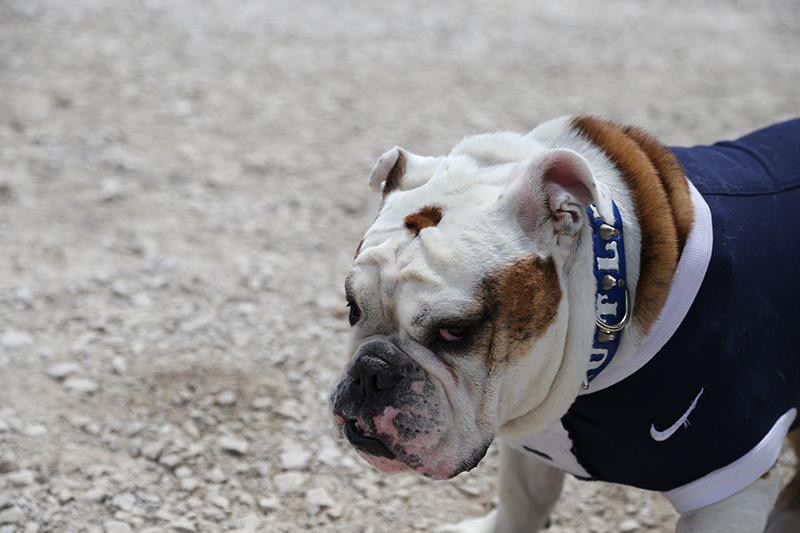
(354, 238, 365, 261)
(382, 150, 407, 198)
(404, 206, 443, 236)
(481, 255, 561, 367)
(571, 116, 693, 333)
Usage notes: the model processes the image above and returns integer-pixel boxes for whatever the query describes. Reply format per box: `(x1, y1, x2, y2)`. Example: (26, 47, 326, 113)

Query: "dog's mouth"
(344, 418, 397, 460)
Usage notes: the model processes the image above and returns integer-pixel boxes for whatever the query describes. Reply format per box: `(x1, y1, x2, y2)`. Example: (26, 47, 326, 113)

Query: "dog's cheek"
(482, 254, 562, 368)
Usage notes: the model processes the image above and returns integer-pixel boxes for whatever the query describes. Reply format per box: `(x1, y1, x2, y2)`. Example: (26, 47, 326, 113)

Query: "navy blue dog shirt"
(510, 119, 800, 513)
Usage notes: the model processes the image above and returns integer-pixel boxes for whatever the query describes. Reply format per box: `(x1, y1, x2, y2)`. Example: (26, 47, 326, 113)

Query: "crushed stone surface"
(1, 0, 798, 531)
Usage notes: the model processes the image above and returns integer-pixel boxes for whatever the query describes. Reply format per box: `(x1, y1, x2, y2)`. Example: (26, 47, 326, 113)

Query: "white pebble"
(273, 472, 308, 493)
(179, 478, 198, 492)
(24, 424, 47, 437)
(141, 443, 163, 461)
(250, 397, 272, 411)
(82, 488, 106, 503)
(63, 376, 99, 395)
(304, 487, 335, 515)
(207, 493, 230, 510)
(111, 356, 128, 374)
(104, 520, 133, 533)
(46, 362, 81, 380)
(5, 469, 36, 486)
(1, 329, 33, 348)
(215, 390, 238, 407)
(0, 506, 24, 524)
(236, 512, 261, 533)
(620, 519, 641, 532)
(258, 497, 281, 513)
(218, 436, 249, 455)
(167, 519, 196, 533)
(205, 467, 227, 484)
(174, 466, 192, 479)
(280, 450, 312, 470)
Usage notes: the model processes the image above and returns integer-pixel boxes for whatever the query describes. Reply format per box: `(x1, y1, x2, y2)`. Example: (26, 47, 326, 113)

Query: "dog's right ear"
(368, 147, 443, 201)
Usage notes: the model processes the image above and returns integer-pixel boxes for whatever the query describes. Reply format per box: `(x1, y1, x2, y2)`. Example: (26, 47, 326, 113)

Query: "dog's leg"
(675, 464, 782, 533)
(437, 441, 565, 533)
(766, 430, 800, 532)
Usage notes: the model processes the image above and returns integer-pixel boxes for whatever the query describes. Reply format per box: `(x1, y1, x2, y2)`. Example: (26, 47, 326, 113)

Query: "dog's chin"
(356, 451, 413, 474)
(342, 417, 491, 480)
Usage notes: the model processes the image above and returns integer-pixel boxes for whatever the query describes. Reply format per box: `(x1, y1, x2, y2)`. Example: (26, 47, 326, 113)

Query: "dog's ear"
(504, 148, 613, 237)
(368, 147, 443, 199)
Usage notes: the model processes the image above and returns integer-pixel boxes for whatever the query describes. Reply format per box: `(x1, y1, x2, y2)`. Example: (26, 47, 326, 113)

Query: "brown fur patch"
(382, 150, 407, 198)
(354, 238, 365, 261)
(404, 205, 443, 236)
(481, 255, 561, 367)
(571, 116, 693, 333)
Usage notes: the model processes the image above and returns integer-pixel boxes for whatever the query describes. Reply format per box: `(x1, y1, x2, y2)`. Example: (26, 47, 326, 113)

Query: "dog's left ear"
(368, 147, 443, 201)
(504, 148, 613, 237)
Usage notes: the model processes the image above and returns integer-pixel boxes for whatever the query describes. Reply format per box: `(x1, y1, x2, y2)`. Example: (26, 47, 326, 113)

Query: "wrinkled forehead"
(348, 163, 530, 325)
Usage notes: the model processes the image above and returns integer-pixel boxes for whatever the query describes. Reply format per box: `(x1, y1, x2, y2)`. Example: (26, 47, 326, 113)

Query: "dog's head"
(329, 130, 613, 479)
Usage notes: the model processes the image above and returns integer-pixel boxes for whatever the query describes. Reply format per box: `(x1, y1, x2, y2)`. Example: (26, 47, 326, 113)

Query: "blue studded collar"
(583, 201, 630, 389)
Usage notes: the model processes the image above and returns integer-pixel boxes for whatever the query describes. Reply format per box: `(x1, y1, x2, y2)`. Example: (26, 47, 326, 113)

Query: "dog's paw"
(435, 509, 498, 533)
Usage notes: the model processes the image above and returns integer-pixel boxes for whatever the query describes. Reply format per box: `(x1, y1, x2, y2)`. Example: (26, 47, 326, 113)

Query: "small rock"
(82, 488, 106, 504)
(5, 469, 35, 486)
(316, 445, 341, 466)
(218, 437, 248, 455)
(207, 493, 229, 511)
(167, 519, 196, 533)
(215, 390, 238, 407)
(63, 376, 99, 395)
(327, 506, 345, 520)
(104, 520, 133, 533)
(179, 478, 198, 492)
(236, 512, 261, 533)
(304, 487, 335, 516)
(205, 468, 227, 484)
(24, 424, 47, 437)
(174, 466, 192, 479)
(0, 506, 24, 524)
(111, 493, 137, 511)
(249, 397, 272, 411)
(1, 330, 33, 348)
(111, 356, 128, 375)
(159, 454, 181, 469)
(620, 519, 641, 532)
(280, 450, 312, 470)
(46, 362, 81, 380)
(273, 472, 307, 494)
(274, 398, 303, 421)
(257, 497, 281, 513)
(141, 443, 163, 461)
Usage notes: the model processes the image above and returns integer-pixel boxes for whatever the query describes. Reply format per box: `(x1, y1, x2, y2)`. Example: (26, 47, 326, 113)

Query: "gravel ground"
(0, 1, 798, 532)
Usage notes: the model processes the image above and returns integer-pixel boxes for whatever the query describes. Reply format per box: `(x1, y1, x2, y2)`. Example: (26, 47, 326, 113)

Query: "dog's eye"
(438, 326, 469, 343)
(347, 301, 361, 326)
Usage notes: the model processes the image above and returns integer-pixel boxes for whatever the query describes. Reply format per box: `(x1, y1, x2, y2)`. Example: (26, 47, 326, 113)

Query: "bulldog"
(328, 116, 800, 533)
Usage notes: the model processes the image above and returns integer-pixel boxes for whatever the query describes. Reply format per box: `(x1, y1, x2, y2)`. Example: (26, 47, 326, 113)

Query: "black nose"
(349, 355, 403, 406)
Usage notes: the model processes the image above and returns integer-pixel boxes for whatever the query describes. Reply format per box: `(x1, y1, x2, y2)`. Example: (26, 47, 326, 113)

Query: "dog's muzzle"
(334, 338, 429, 460)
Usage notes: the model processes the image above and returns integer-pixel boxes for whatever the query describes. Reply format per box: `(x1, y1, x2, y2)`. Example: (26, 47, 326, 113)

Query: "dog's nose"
(350, 355, 403, 405)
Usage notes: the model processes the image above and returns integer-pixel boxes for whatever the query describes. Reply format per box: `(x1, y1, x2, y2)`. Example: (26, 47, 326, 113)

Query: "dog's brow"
(344, 273, 355, 299)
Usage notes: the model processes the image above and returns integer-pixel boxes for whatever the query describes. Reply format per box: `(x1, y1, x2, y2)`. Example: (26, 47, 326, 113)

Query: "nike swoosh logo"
(649, 388, 704, 442)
